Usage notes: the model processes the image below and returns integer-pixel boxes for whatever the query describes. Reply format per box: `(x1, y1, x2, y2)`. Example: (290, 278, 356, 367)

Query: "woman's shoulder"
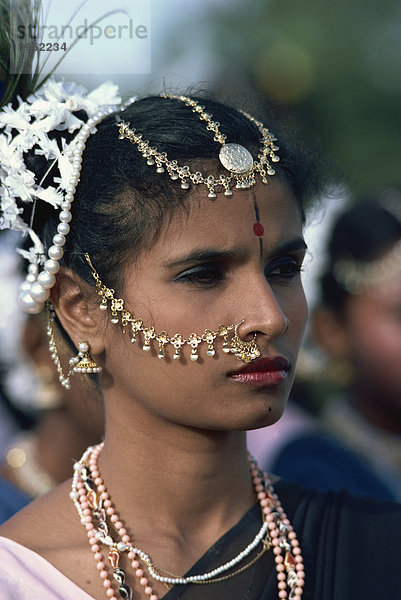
(0, 479, 76, 548)
(0, 479, 100, 599)
(0, 536, 95, 600)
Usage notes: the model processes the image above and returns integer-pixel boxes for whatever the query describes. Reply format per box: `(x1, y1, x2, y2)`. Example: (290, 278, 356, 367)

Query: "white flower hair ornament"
(0, 78, 127, 314)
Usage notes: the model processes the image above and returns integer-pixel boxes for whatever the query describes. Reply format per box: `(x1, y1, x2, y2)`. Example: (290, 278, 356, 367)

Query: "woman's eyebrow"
(271, 237, 308, 256)
(163, 246, 248, 269)
(164, 237, 307, 269)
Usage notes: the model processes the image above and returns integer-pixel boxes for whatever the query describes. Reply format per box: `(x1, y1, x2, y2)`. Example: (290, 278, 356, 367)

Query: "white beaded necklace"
(71, 443, 305, 600)
(130, 520, 269, 585)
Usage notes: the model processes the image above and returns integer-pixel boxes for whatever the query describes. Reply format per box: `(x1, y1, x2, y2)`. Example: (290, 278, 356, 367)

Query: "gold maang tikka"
(117, 94, 280, 199)
(85, 255, 260, 364)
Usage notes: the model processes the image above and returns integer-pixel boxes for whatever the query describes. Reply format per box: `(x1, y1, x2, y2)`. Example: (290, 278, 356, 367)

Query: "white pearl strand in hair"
(70, 443, 305, 600)
(18, 106, 117, 315)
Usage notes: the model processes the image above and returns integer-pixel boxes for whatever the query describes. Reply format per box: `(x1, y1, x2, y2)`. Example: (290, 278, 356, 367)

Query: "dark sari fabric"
(163, 479, 401, 600)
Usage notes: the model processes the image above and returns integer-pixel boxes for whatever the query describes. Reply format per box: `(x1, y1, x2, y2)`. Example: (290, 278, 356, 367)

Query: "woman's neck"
(97, 409, 255, 547)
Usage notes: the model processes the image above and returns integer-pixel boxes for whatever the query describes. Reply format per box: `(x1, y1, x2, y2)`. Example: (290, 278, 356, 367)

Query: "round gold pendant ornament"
(219, 143, 254, 174)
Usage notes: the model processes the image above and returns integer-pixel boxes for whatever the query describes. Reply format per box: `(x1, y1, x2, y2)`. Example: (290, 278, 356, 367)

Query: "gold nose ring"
(230, 320, 260, 363)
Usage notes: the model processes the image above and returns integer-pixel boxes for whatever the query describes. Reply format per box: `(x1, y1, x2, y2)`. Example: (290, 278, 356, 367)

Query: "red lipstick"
(228, 356, 290, 386)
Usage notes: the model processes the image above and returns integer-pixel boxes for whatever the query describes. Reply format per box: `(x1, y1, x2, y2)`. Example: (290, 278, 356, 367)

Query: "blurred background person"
(313, 189, 401, 499)
(249, 189, 401, 501)
(0, 306, 104, 524)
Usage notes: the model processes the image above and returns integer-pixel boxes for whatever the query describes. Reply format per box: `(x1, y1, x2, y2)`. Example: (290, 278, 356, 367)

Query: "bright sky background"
(35, 0, 241, 93)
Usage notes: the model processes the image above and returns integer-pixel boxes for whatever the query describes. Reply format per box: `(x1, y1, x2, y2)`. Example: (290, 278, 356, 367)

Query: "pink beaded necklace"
(71, 443, 305, 600)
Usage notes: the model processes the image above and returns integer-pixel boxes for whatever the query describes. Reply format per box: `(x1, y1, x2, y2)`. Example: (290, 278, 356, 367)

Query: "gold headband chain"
(117, 94, 280, 199)
(85, 255, 260, 363)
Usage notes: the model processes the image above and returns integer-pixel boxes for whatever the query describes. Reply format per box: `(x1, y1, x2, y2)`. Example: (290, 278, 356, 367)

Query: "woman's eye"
(176, 264, 224, 285)
(266, 258, 303, 280)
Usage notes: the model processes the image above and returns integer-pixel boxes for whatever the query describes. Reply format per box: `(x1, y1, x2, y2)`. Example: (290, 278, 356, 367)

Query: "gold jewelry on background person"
(85, 254, 261, 364)
(5, 433, 57, 499)
(333, 240, 401, 294)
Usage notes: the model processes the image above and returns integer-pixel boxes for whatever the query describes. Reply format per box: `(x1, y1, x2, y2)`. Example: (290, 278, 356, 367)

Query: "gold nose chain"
(85, 254, 260, 364)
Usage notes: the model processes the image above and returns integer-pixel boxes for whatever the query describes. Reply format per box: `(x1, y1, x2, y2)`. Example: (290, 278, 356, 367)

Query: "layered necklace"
(71, 443, 305, 600)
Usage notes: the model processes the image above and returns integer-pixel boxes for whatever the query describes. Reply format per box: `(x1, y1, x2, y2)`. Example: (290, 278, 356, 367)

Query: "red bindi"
(253, 222, 264, 237)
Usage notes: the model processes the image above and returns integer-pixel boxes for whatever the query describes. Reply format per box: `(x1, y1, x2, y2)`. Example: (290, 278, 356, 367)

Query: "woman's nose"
(236, 277, 290, 342)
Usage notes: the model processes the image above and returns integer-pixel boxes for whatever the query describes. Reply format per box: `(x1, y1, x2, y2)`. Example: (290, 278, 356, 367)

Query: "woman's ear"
(50, 268, 106, 355)
(311, 306, 350, 359)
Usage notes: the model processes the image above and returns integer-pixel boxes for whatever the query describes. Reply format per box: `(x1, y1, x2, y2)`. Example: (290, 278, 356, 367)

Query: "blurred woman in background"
(313, 190, 401, 500)
(250, 191, 401, 501)
(0, 311, 104, 523)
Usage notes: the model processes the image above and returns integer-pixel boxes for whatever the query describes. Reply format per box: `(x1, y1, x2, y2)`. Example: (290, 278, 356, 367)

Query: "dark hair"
(320, 191, 401, 314)
(27, 94, 322, 294)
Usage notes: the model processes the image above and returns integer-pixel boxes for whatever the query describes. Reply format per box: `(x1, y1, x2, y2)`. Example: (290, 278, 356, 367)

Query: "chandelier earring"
(70, 341, 102, 375)
(46, 303, 101, 389)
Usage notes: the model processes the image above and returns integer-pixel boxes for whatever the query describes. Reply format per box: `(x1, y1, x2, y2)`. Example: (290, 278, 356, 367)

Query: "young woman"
(0, 79, 400, 600)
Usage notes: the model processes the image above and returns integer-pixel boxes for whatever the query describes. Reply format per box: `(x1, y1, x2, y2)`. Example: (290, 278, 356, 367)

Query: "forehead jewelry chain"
(333, 239, 401, 295)
(85, 254, 260, 364)
(117, 94, 279, 199)
(71, 443, 305, 600)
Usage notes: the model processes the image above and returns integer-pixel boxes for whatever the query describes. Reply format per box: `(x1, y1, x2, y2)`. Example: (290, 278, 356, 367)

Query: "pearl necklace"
(71, 443, 305, 600)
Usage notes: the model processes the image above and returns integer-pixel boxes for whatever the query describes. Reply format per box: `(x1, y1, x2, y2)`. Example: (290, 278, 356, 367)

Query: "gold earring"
(229, 321, 260, 363)
(47, 304, 102, 389)
(71, 341, 102, 374)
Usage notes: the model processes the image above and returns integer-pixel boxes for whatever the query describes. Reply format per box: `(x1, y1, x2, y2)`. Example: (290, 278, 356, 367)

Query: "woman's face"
(101, 179, 307, 432)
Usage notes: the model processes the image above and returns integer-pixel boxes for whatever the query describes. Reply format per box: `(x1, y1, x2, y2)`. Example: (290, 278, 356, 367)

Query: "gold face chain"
(85, 254, 260, 364)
